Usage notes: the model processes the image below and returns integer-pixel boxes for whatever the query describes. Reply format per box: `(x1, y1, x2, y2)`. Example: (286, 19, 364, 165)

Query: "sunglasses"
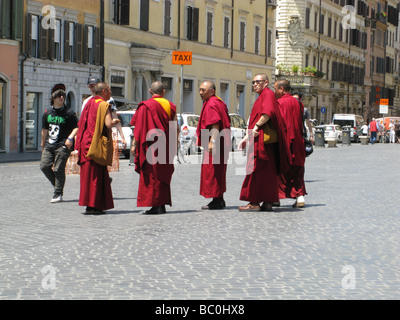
(252, 80, 266, 85)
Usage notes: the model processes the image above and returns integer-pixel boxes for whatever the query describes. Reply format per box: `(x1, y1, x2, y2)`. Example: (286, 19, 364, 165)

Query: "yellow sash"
(154, 98, 172, 119)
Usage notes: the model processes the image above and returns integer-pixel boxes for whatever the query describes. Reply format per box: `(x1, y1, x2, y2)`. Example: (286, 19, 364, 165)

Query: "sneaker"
(50, 194, 63, 203)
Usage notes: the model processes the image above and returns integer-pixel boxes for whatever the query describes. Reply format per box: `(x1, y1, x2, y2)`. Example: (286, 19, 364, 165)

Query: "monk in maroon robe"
(75, 82, 119, 214)
(238, 74, 290, 212)
(274, 79, 307, 207)
(130, 81, 177, 215)
(196, 81, 231, 210)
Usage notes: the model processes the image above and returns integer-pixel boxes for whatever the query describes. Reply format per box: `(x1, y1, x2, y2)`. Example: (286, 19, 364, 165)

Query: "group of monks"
(74, 73, 308, 215)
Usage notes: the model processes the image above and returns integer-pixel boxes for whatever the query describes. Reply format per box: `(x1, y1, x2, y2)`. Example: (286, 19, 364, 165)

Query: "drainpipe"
(265, 1, 268, 64)
(101, 0, 105, 81)
(19, 53, 27, 153)
(231, 0, 234, 59)
(178, 0, 181, 49)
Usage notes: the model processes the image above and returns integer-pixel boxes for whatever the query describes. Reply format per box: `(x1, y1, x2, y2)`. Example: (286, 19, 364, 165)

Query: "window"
(305, 7, 310, 29)
(65, 21, 75, 62)
(206, 11, 213, 45)
(0, 0, 23, 40)
(29, 15, 39, 58)
(223, 16, 231, 48)
(53, 19, 62, 61)
(140, 0, 149, 31)
(87, 26, 94, 64)
(112, 0, 130, 25)
(255, 25, 260, 54)
(164, 0, 172, 36)
(240, 21, 246, 51)
(267, 29, 273, 57)
(186, 6, 199, 41)
(328, 17, 332, 37)
(319, 13, 325, 34)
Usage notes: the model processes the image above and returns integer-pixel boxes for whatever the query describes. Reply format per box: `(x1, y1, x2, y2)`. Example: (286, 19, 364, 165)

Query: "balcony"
(275, 74, 319, 94)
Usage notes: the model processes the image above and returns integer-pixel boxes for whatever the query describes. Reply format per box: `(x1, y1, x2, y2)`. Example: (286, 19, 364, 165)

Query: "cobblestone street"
(0, 143, 399, 300)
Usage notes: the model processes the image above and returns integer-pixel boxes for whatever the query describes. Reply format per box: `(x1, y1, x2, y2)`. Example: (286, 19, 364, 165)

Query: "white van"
(332, 114, 364, 142)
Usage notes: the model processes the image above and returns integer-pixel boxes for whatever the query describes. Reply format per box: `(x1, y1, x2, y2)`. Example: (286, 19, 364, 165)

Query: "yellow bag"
(263, 121, 278, 144)
(86, 101, 114, 166)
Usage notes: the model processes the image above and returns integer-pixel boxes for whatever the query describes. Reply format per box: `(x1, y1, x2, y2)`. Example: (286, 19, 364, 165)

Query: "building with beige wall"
(276, 0, 368, 124)
(104, 0, 277, 119)
(20, 0, 102, 152)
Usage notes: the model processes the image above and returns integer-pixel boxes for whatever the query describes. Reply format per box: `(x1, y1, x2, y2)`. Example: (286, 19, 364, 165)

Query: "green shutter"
(0, 0, 11, 39)
(12, 0, 23, 41)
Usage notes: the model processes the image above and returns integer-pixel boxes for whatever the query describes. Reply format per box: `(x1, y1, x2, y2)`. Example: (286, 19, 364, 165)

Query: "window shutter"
(140, 0, 149, 31)
(12, 0, 23, 40)
(224, 17, 229, 48)
(49, 26, 55, 60)
(39, 17, 49, 60)
(26, 14, 32, 57)
(193, 7, 199, 41)
(94, 27, 101, 66)
(76, 23, 83, 63)
(83, 25, 89, 64)
(164, 0, 171, 36)
(186, 6, 193, 40)
(207, 12, 213, 44)
(120, 0, 130, 25)
(0, 0, 11, 38)
(64, 21, 70, 62)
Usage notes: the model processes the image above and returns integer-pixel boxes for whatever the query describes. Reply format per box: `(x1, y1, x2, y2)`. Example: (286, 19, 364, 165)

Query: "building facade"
(0, 0, 23, 153)
(104, 0, 277, 119)
(19, 0, 103, 153)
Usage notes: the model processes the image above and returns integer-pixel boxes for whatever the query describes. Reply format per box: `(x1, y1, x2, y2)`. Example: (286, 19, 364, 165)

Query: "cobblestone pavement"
(0, 143, 399, 300)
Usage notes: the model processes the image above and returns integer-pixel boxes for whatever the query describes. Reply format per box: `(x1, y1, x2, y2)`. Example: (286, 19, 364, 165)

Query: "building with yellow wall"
(104, 0, 277, 119)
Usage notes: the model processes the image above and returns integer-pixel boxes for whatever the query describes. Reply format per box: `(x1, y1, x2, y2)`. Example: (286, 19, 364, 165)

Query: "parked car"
(332, 113, 364, 142)
(321, 124, 343, 142)
(229, 113, 246, 150)
(115, 110, 136, 158)
(177, 113, 200, 154)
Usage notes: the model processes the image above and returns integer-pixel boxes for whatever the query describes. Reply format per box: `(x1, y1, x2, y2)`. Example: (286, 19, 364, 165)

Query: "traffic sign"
(379, 99, 389, 114)
(172, 51, 192, 65)
(321, 107, 326, 114)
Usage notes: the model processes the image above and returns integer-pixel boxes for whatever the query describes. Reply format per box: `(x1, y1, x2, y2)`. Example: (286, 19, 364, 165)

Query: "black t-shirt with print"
(42, 105, 78, 150)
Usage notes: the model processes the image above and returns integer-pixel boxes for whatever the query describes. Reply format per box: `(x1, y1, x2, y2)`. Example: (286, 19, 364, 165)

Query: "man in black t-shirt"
(40, 84, 79, 203)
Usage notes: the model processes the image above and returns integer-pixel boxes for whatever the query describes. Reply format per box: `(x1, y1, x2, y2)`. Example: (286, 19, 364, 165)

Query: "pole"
(180, 64, 184, 118)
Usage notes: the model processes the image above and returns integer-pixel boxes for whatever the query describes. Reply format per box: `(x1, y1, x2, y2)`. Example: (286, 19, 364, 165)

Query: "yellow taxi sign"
(172, 51, 192, 65)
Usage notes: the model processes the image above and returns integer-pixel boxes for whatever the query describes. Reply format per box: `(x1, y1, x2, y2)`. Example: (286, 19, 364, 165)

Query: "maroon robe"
(277, 93, 307, 199)
(75, 96, 114, 211)
(196, 96, 231, 199)
(240, 87, 290, 203)
(131, 96, 177, 207)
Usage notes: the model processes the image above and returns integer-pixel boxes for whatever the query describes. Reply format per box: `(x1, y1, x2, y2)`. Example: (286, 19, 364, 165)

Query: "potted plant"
(291, 65, 299, 74)
(305, 66, 317, 76)
(276, 63, 285, 75)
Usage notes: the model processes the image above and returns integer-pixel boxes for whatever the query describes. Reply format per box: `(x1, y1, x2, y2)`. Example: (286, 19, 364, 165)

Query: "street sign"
(379, 99, 389, 114)
(321, 107, 326, 114)
(172, 51, 192, 65)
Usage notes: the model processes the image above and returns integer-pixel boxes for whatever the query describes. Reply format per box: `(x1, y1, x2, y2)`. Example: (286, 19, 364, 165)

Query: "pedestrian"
(108, 97, 127, 148)
(238, 74, 290, 212)
(40, 83, 79, 203)
(369, 118, 378, 144)
(389, 120, 395, 143)
(75, 82, 120, 215)
(293, 92, 314, 145)
(196, 80, 231, 210)
(81, 77, 100, 112)
(130, 81, 178, 215)
(395, 120, 400, 144)
(361, 122, 368, 136)
(274, 80, 307, 208)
